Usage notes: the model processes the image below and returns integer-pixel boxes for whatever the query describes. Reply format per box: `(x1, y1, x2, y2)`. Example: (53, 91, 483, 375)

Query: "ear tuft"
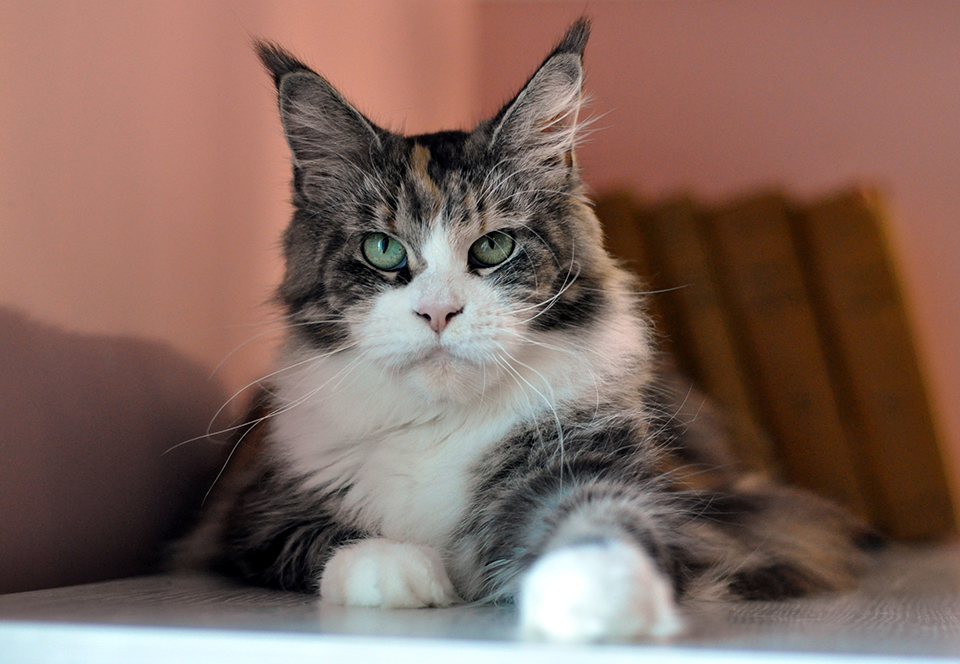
(255, 41, 315, 89)
(550, 16, 591, 59)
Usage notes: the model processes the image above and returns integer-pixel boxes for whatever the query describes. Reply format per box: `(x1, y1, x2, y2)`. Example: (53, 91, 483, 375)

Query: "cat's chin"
(402, 353, 488, 405)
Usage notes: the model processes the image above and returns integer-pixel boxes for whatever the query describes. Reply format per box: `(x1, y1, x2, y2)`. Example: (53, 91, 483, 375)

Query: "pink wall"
(2, 1, 958, 506)
(478, 1, 960, 504)
(0, 0, 478, 588)
(0, 0, 477, 395)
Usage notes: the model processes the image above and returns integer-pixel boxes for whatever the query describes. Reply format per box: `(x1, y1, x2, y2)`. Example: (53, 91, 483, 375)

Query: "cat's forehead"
(405, 130, 477, 170)
(383, 133, 503, 241)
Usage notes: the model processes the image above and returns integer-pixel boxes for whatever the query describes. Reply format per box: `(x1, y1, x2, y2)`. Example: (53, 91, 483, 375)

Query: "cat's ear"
(256, 41, 383, 169)
(485, 18, 590, 172)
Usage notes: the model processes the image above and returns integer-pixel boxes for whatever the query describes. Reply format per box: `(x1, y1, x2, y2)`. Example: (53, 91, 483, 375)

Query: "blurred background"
(2, 0, 958, 569)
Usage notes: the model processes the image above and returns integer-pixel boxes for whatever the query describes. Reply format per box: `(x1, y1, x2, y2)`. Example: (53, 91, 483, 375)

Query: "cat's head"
(259, 19, 636, 403)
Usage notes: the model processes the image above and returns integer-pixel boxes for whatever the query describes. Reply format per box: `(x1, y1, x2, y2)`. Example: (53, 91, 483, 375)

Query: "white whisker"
(163, 341, 359, 456)
(494, 344, 567, 488)
(209, 316, 349, 380)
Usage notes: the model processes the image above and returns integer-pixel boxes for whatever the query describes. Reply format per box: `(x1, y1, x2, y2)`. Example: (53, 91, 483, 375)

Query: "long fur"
(176, 18, 875, 638)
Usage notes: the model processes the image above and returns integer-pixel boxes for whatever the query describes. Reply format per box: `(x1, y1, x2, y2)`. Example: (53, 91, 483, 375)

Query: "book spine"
(641, 196, 779, 475)
(700, 192, 872, 518)
(794, 187, 956, 538)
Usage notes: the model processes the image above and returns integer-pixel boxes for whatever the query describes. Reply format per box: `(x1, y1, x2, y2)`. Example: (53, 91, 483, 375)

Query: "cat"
(176, 18, 876, 642)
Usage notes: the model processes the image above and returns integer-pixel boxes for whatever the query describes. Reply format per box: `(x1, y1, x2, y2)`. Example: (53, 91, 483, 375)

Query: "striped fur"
(176, 19, 875, 641)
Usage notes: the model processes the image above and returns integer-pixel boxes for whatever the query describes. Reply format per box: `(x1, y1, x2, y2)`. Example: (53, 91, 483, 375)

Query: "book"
(699, 191, 872, 518)
(794, 187, 956, 538)
(640, 196, 778, 475)
(595, 186, 956, 537)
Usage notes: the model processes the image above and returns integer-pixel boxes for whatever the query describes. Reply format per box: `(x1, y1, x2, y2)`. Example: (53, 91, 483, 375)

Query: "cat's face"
(260, 22, 616, 402)
(327, 136, 592, 402)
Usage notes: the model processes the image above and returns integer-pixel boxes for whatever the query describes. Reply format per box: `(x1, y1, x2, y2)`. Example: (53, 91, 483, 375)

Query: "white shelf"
(1, 545, 958, 663)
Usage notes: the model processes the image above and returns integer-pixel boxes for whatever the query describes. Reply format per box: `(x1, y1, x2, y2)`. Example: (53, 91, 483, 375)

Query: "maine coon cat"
(177, 19, 875, 642)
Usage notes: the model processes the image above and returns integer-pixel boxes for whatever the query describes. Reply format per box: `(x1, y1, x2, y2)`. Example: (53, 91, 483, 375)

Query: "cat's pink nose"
(416, 301, 464, 334)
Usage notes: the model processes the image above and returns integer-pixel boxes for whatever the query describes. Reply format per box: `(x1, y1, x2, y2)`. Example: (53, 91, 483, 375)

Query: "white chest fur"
(268, 276, 645, 550)
(270, 351, 521, 548)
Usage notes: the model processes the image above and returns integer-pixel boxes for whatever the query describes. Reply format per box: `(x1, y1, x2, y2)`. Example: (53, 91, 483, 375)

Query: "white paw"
(319, 539, 460, 608)
(518, 540, 684, 643)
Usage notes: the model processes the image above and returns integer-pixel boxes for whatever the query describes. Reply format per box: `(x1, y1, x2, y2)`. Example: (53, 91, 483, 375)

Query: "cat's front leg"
(320, 539, 461, 608)
(458, 474, 687, 642)
(518, 538, 682, 642)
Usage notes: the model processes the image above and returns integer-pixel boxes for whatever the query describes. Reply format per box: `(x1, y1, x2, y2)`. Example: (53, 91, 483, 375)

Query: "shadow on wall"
(0, 307, 233, 594)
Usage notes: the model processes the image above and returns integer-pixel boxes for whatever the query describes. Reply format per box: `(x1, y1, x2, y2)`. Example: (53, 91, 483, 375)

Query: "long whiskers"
(494, 344, 568, 488)
(508, 251, 581, 325)
(163, 340, 360, 456)
(499, 328, 603, 418)
(198, 348, 372, 504)
(209, 314, 352, 380)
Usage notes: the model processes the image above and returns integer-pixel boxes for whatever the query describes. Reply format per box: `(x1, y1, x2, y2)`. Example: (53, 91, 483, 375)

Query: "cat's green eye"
(362, 232, 408, 271)
(469, 231, 515, 268)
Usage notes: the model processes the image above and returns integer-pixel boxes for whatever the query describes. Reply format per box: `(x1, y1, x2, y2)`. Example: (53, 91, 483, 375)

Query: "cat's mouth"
(391, 342, 491, 402)
(419, 346, 458, 365)
(407, 343, 484, 373)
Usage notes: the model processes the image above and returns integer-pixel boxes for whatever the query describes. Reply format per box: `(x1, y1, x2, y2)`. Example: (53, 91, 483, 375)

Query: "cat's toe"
(518, 540, 683, 643)
(319, 539, 460, 608)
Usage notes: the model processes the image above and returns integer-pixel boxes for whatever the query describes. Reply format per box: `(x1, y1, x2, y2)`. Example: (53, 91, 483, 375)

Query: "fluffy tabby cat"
(177, 19, 875, 642)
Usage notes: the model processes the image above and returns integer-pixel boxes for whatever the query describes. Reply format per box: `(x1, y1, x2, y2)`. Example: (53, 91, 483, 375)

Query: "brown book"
(640, 196, 778, 475)
(700, 191, 872, 518)
(794, 187, 956, 538)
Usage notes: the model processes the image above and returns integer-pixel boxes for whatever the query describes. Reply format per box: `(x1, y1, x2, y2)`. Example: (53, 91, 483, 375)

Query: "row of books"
(595, 187, 955, 540)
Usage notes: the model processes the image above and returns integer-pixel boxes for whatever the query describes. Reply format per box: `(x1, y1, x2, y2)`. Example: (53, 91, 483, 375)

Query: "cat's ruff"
(270, 258, 644, 550)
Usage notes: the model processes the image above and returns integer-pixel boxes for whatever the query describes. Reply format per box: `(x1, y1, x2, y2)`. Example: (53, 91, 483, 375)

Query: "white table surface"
(1, 544, 958, 663)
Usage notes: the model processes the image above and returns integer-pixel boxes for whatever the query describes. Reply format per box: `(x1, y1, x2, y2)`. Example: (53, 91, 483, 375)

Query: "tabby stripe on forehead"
(410, 144, 442, 203)
(462, 186, 492, 235)
(462, 188, 488, 234)
(411, 143, 431, 177)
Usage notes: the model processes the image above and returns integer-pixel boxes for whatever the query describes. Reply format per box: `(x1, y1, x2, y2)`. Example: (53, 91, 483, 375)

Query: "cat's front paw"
(319, 539, 460, 608)
(518, 540, 683, 643)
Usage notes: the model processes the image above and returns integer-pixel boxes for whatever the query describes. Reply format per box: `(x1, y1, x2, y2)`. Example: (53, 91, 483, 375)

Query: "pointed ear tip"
(557, 17, 592, 56)
(253, 39, 313, 88)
